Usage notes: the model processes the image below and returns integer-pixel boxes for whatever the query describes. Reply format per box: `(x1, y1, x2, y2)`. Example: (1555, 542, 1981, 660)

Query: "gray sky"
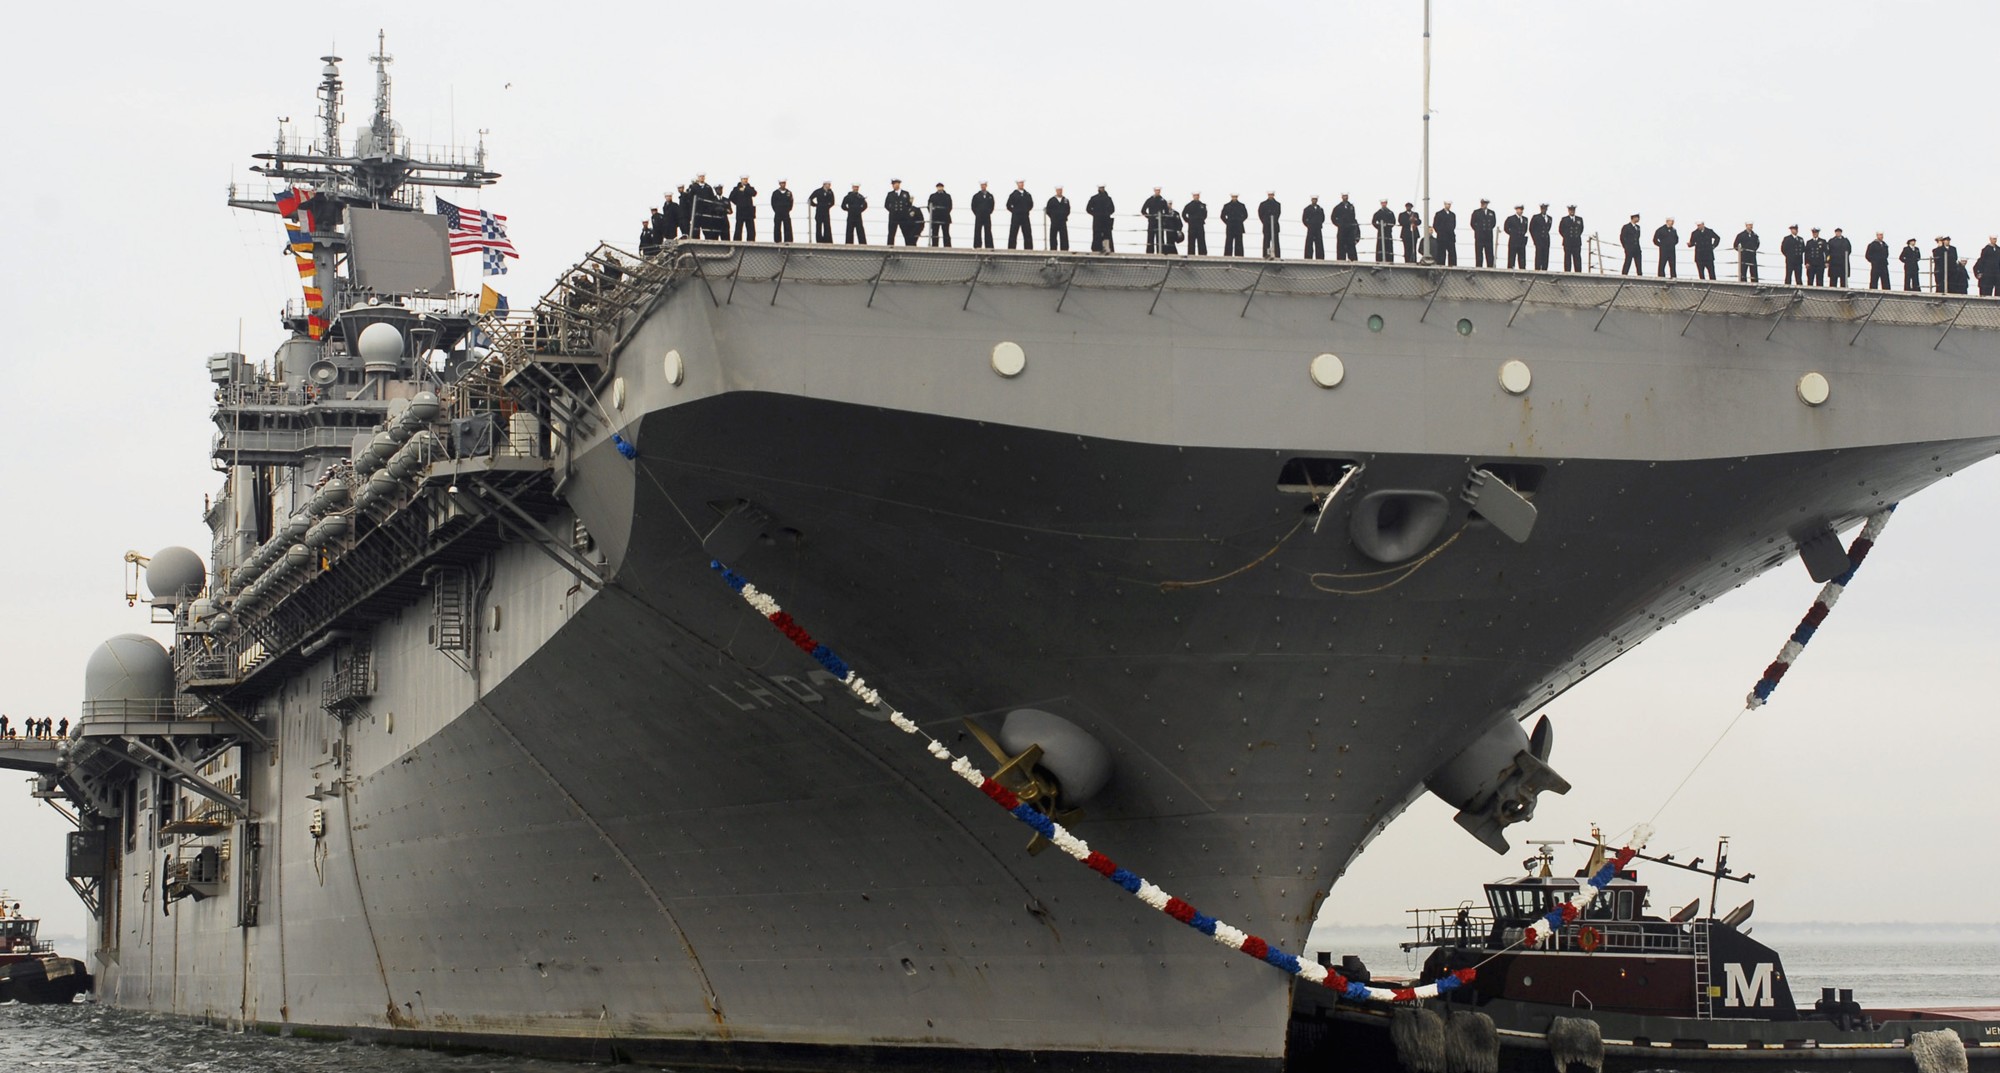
(4, 2, 1999, 954)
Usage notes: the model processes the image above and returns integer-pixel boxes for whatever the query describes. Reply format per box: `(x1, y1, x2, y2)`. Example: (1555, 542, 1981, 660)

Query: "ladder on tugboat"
(1692, 921, 1713, 1019)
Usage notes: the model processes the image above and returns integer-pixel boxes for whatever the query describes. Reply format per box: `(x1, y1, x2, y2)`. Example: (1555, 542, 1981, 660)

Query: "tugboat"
(0, 893, 91, 1003)
(1294, 838, 2000, 1071)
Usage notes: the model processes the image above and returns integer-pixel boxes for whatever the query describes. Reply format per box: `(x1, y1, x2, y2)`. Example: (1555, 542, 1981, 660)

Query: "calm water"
(6, 942, 1996, 1071)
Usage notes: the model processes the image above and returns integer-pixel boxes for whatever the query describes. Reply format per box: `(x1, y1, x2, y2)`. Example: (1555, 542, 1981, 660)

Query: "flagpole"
(1420, 0, 1432, 263)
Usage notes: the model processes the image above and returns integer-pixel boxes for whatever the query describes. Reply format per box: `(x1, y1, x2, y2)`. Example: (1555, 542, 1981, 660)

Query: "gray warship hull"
(64, 244, 2000, 1070)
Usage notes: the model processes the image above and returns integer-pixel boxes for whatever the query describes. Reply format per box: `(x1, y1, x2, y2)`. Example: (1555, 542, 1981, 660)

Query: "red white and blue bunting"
(1521, 845, 1640, 948)
(1745, 507, 1896, 709)
(710, 560, 1473, 1003)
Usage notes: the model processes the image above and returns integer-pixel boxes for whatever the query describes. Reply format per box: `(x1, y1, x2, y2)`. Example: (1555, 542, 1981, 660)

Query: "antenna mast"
(316, 53, 344, 156)
(370, 30, 395, 153)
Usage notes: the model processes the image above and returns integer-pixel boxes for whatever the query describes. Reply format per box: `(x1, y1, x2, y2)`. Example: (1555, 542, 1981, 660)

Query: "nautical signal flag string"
(708, 559, 1474, 1004)
(274, 185, 327, 339)
(1745, 506, 1896, 709)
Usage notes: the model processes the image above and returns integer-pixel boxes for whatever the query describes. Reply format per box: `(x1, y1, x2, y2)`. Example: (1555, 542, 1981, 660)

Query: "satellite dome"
(83, 634, 173, 708)
(357, 322, 404, 369)
(145, 546, 206, 603)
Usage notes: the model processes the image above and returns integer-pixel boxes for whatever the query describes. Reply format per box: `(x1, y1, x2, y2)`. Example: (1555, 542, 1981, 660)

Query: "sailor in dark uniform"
(884, 181, 916, 246)
(1804, 228, 1828, 286)
(1653, 217, 1679, 278)
(1933, 236, 1957, 293)
(1689, 221, 1721, 280)
(1331, 194, 1359, 260)
(808, 182, 835, 243)
(1045, 186, 1071, 250)
(1301, 197, 1327, 259)
(649, 205, 670, 248)
(1559, 205, 1584, 272)
(884, 180, 915, 246)
(970, 182, 995, 248)
(1781, 226, 1805, 285)
(1734, 222, 1760, 281)
(1141, 187, 1170, 253)
(1372, 199, 1397, 262)
(1530, 204, 1553, 270)
(1977, 236, 2000, 296)
(1827, 228, 1852, 288)
(895, 181, 924, 245)
(688, 174, 728, 241)
(639, 217, 659, 256)
(660, 192, 685, 239)
(1503, 205, 1529, 269)
(729, 176, 758, 241)
(1950, 257, 1971, 294)
(1470, 198, 1497, 268)
(1221, 194, 1249, 256)
(1184, 193, 1209, 255)
(1258, 191, 1282, 258)
(1865, 231, 1891, 290)
(770, 181, 795, 243)
(1431, 201, 1457, 265)
(840, 184, 868, 244)
(1086, 185, 1117, 252)
(928, 183, 953, 246)
(1157, 200, 1181, 255)
(1900, 238, 1921, 290)
(1619, 213, 1643, 275)
(1007, 181, 1035, 250)
(1398, 202, 1422, 262)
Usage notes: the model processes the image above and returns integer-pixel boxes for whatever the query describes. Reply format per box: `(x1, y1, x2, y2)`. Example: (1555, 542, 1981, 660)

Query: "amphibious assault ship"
(11, 44, 2000, 1072)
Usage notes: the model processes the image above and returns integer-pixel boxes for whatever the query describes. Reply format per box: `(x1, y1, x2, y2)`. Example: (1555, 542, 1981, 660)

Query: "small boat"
(0, 892, 92, 1004)
(1291, 837, 2000, 1072)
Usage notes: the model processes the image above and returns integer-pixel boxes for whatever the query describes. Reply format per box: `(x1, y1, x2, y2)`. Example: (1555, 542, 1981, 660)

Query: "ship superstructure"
(13, 44, 2000, 1072)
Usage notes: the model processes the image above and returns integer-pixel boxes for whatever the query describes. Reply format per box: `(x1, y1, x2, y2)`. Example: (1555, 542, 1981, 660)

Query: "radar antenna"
(1521, 840, 1559, 877)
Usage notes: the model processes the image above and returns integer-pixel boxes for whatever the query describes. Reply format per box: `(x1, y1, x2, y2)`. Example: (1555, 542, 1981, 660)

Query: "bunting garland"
(708, 559, 1473, 1004)
(1745, 507, 1896, 709)
(1520, 846, 1638, 948)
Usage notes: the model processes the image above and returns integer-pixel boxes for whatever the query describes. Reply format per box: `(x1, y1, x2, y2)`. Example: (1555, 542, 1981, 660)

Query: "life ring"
(1577, 926, 1603, 953)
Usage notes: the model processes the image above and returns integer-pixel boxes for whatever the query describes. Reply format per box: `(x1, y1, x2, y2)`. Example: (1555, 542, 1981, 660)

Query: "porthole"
(1456, 317, 1474, 337)
(1366, 314, 1385, 332)
(663, 349, 685, 386)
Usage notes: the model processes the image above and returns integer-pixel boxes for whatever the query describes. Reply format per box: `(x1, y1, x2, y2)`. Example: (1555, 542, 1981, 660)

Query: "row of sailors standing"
(639, 178, 1998, 295)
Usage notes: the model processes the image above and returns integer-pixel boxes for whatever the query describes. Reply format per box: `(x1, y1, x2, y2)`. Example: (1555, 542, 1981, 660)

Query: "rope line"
(1310, 528, 1465, 595)
(1158, 517, 1306, 591)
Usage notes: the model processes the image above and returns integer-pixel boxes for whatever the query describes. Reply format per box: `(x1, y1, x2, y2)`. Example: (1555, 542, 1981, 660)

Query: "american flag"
(436, 197, 519, 273)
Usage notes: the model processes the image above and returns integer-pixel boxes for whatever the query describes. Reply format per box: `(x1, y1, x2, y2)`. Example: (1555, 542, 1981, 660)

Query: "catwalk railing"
(661, 207, 1969, 292)
(603, 241, 2000, 339)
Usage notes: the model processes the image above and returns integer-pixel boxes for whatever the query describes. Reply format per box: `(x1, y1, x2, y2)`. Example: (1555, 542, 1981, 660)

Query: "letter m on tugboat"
(1722, 961, 1777, 1008)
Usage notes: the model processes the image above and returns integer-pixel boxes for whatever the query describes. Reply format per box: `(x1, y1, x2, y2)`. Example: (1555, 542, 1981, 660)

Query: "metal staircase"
(429, 566, 472, 668)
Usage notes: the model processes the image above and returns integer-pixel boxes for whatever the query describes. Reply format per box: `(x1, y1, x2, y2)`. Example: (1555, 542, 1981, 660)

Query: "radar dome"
(145, 546, 206, 603)
(83, 634, 174, 708)
(357, 322, 405, 367)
